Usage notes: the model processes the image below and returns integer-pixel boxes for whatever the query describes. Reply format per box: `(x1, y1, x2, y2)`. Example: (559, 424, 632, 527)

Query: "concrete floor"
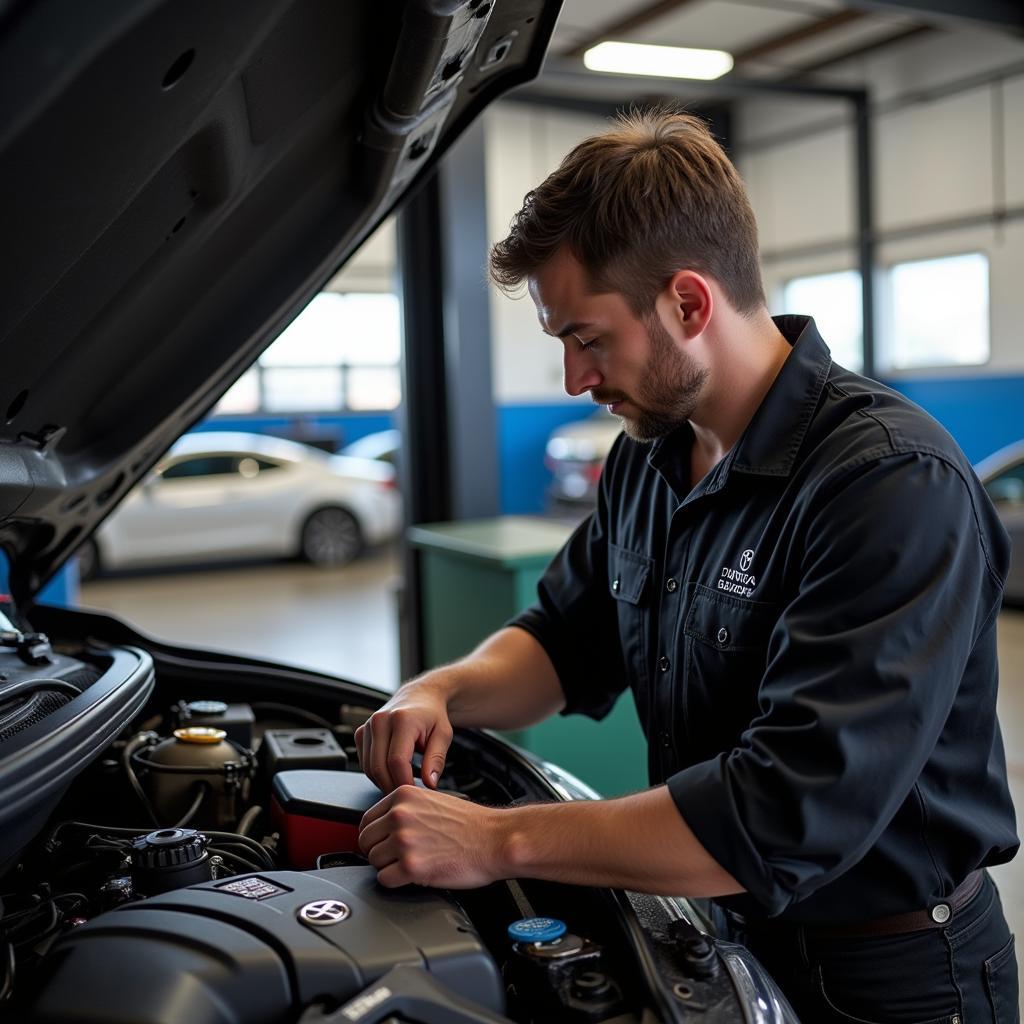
(81, 546, 404, 691)
(81, 556, 1024, 982)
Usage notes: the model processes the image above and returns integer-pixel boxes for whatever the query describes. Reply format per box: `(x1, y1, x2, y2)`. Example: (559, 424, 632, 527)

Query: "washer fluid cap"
(508, 917, 567, 943)
(187, 700, 228, 715)
(174, 726, 227, 744)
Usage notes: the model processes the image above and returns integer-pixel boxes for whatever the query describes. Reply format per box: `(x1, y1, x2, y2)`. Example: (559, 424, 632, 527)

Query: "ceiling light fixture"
(583, 41, 734, 81)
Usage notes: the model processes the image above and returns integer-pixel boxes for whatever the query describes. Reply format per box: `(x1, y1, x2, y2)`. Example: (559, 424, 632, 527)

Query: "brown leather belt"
(723, 870, 987, 940)
(813, 870, 986, 939)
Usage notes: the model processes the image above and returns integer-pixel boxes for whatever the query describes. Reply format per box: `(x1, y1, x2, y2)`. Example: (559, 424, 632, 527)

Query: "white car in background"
(79, 431, 401, 577)
(545, 410, 623, 508)
(976, 439, 1024, 603)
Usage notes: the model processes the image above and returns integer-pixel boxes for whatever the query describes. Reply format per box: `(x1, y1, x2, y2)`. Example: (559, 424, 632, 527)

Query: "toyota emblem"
(298, 899, 351, 926)
(739, 549, 754, 572)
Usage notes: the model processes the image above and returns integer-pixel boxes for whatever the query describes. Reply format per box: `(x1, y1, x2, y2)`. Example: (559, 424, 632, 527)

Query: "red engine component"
(270, 769, 425, 869)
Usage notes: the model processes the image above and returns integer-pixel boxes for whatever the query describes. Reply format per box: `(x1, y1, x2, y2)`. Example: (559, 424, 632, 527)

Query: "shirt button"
(716, 627, 730, 646)
(931, 903, 951, 924)
(665, 577, 678, 593)
(611, 578, 620, 593)
(660, 731, 671, 748)
(658, 656, 670, 673)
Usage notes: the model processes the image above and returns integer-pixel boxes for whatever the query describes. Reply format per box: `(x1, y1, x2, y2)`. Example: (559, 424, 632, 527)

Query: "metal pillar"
(396, 117, 498, 679)
(854, 93, 876, 378)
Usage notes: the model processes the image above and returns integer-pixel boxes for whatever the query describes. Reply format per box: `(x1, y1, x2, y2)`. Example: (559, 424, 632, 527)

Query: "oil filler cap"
(508, 917, 567, 944)
(130, 827, 212, 894)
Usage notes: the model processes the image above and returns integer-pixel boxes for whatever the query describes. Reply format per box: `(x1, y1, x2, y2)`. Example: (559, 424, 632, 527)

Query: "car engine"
(0, 611, 796, 1023)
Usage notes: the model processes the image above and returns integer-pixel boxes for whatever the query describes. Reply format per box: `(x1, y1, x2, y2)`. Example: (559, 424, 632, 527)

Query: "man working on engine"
(355, 108, 1019, 1021)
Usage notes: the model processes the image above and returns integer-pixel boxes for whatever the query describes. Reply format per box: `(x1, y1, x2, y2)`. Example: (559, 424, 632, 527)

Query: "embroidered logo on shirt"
(718, 550, 756, 597)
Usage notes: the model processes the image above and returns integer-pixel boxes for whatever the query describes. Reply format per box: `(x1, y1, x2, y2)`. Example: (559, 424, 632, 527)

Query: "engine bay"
(0, 605, 791, 1023)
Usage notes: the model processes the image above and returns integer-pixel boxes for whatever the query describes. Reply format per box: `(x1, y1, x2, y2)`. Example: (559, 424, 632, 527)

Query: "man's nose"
(563, 347, 602, 398)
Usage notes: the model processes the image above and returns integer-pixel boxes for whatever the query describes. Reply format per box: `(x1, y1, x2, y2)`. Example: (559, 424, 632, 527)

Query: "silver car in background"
(976, 440, 1024, 603)
(80, 431, 401, 577)
(544, 410, 622, 508)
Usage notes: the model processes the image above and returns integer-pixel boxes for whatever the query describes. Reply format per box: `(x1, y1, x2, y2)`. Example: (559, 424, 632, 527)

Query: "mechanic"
(355, 108, 1019, 1021)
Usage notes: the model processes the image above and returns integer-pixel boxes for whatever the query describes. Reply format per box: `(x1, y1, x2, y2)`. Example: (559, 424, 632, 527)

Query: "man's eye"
(579, 337, 599, 351)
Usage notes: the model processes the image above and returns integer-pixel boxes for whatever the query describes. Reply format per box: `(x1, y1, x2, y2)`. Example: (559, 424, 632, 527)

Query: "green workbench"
(407, 516, 648, 797)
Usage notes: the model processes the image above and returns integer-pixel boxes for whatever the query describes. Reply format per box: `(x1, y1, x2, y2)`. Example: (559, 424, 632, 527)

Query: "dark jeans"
(713, 873, 1019, 1024)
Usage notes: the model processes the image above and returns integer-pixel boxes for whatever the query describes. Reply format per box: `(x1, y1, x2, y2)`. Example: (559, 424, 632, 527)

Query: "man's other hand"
(358, 786, 505, 889)
(354, 681, 453, 792)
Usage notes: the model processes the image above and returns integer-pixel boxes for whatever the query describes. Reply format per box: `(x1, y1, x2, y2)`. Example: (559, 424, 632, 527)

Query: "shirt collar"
(647, 314, 832, 494)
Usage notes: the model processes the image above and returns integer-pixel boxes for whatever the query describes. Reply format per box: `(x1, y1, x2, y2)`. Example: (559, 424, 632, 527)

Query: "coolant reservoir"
(144, 727, 250, 828)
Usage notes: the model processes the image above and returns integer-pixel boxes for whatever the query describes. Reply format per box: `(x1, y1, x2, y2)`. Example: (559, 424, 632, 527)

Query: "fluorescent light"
(583, 41, 734, 81)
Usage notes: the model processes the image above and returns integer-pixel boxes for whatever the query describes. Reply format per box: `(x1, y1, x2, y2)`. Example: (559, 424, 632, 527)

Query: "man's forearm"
(497, 785, 745, 897)
(415, 626, 566, 731)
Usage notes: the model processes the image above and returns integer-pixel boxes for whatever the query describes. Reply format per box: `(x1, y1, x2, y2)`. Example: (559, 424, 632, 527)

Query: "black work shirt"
(512, 315, 1018, 925)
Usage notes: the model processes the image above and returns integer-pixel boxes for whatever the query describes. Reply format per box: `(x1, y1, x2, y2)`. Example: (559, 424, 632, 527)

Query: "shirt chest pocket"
(680, 585, 778, 760)
(608, 542, 655, 697)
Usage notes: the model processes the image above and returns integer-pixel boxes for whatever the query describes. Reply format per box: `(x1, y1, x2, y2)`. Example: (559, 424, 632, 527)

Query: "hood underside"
(0, 0, 561, 603)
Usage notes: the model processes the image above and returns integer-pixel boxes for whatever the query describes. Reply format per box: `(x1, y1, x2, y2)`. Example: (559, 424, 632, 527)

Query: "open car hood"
(0, 0, 561, 604)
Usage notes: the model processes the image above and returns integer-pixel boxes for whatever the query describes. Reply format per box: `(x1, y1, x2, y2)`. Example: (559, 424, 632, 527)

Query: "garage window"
(781, 270, 863, 372)
(882, 253, 989, 371)
(216, 293, 401, 413)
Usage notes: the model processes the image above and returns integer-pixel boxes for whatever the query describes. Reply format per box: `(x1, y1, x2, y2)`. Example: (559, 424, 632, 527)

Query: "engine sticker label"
(215, 876, 289, 900)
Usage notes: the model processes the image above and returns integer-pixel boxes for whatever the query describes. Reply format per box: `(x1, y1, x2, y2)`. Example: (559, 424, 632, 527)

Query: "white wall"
(736, 27, 1024, 378)
(324, 217, 397, 294)
(484, 104, 610, 404)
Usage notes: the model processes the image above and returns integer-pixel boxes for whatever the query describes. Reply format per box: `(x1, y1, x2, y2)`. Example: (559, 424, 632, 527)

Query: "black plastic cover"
(30, 865, 504, 1023)
(272, 768, 425, 823)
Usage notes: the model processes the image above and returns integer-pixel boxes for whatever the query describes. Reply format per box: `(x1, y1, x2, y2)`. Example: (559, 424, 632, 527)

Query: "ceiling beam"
(732, 9, 866, 64)
(527, 57, 867, 100)
(786, 23, 933, 76)
(842, 0, 1023, 35)
(561, 0, 703, 58)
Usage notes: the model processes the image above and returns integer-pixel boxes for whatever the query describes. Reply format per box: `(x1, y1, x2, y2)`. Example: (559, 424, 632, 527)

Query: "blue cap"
(507, 917, 567, 944)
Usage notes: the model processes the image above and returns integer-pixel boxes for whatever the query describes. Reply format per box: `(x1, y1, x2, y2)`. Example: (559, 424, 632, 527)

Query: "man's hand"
(359, 784, 744, 899)
(358, 786, 507, 889)
(355, 681, 453, 792)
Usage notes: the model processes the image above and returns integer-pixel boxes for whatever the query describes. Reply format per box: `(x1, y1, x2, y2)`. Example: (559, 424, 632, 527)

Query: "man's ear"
(666, 270, 713, 337)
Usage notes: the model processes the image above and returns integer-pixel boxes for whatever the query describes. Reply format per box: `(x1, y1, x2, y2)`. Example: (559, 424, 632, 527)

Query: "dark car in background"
(0, 2, 796, 1022)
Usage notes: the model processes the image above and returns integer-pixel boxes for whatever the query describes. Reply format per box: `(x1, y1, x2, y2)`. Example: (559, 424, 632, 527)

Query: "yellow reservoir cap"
(174, 726, 227, 744)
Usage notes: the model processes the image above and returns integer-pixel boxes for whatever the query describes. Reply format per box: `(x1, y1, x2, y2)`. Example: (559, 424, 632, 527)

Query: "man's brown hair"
(489, 107, 765, 316)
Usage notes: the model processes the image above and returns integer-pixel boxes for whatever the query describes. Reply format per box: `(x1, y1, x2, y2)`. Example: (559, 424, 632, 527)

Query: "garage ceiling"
(549, 0, 1021, 82)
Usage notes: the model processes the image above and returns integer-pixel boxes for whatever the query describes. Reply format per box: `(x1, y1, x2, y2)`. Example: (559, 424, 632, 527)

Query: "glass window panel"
(215, 369, 260, 414)
(346, 366, 401, 411)
(887, 253, 989, 370)
(782, 270, 863, 372)
(260, 293, 401, 367)
(263, 368, 343, 412)
(334, 293, 401, 365)
(162, 456, 238, 479)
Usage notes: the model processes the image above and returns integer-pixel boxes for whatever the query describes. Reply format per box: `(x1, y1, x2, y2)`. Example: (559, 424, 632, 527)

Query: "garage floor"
(80, 554, 1024, 981)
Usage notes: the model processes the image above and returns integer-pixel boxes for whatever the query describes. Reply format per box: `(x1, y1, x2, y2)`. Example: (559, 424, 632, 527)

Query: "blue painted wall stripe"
(10, 375, 1022, 611)
(884, 376, 1024, 465)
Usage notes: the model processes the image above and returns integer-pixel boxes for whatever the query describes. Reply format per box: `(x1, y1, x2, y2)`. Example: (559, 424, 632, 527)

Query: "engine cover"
(29, 866, 504, 1023)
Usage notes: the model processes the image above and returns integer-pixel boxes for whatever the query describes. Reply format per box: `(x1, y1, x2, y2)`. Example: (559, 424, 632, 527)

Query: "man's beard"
(595, 315, 708, 442)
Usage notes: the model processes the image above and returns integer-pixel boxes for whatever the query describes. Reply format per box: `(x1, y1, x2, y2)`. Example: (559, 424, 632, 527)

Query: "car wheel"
(77, 539, 101, 582)
(300, 507, 363, 567)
